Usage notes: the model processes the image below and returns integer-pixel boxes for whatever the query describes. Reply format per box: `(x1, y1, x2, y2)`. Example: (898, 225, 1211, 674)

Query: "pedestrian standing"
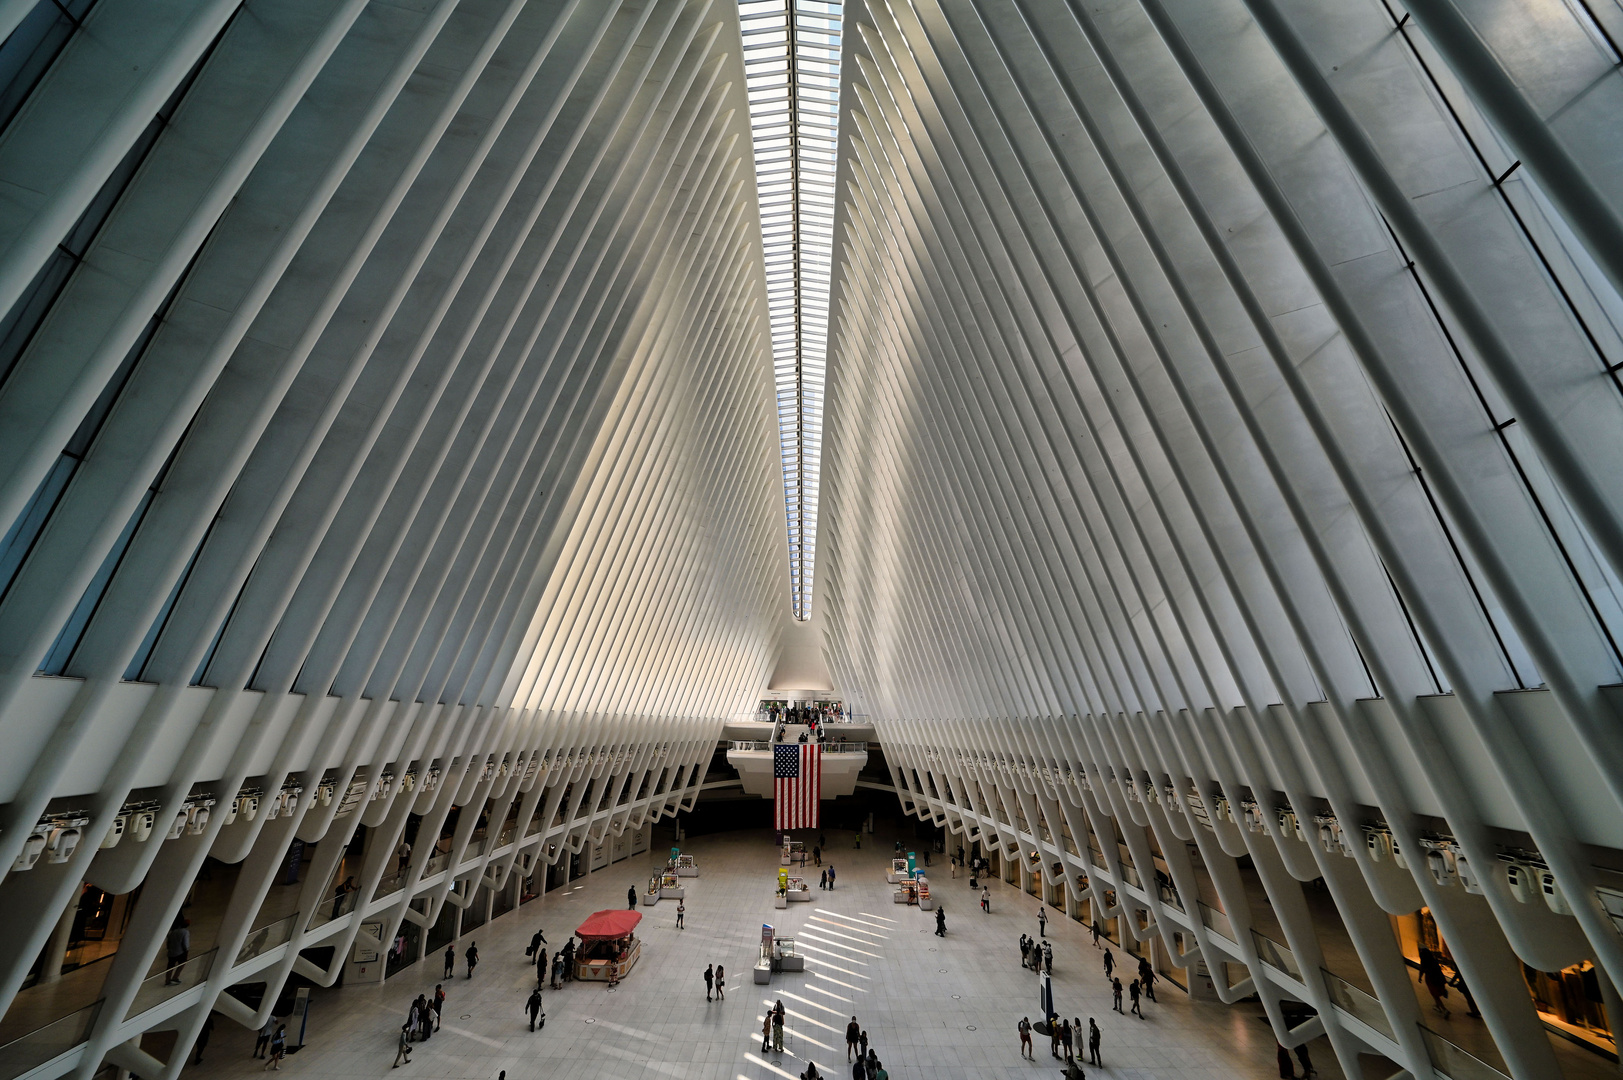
(704, 963, 714, 1001)
(813, 845, 821, 866)
(1295, 1043, 1317, 1077)
(526, 988, 543, 1031)
(1043, 941, 1053, 974)
(444, 944, 455, 979)
(981, 885, 990, 913)
(1112, 977, 1124, 1013)
(536, 947, 547, 988)
(1038, 907, 1048, 938)
(254, 1015, 276, 1058)
(396, 840, 411, 873)
(820, 869, 828, 890)
(772, 1004, 784, 1051)
(950, 856, 958, 879)
(1017, 1016, 1033, 1059)
(193, 1012, 215, 1065)
(827, 865, 836, 889)
(1276, 1043, 1296, 1078)
(1103, 948, 1114, 980)
(1088, 1018, 1102, 1066)
(465, 941, 479, 978)
(858, 1028, 869, 1059)
(1091, 920, 1101, 947)
(433, 985, 445, 1030)
(392, 1024, 412, 1069)
(1020, 934, 1031, 968)
(1141, 965, 1157, 1002)
(676, 901, 685, 929)
(551, 952, 564, 988)
(716, 964, 726, 1000)
(846, 1017, 860, 1060)
(1130, 978, 1143, 1017)
(265, 1025, 287, 1071)
(628, 886, 637, 910)
(761, 1013, 773, 1053)
(1049, 1015, 1061, 1058)
(1060, 1018, 1074, 1061)
(935, 907, 946, 937)
(408, 999, 421, 1042)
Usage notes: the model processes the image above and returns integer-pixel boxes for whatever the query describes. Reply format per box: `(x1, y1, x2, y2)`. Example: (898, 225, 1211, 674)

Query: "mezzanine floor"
(189, 820, 1340, 1080)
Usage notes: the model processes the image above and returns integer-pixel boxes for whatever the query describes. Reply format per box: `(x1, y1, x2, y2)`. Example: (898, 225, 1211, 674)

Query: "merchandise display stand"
(674, 853, 699, 877)
(658, 869, 685, 899)
(917, 875, 933, 910)
(641, 874, 660, 906)
(887, 857, 911, 883)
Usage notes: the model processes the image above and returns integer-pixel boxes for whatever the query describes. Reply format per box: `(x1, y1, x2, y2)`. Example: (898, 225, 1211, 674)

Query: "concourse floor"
(193, 827, 1339, 1080)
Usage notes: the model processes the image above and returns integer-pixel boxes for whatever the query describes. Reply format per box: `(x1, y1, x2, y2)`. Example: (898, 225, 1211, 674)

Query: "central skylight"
(740, 0, 842, 621)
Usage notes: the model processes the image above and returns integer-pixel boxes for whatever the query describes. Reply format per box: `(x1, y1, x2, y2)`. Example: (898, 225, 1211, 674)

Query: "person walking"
(846, 1017, 860, 1060)
(1276, 1043, 1296, 1078)
(1091, 920, 1101, 947)
(1017, 1016, 1033, 1059)
(529, 929, 546, 957)
(264, 1025, 287, 1071)
(934, 906, 946, 937)
(444, 944, 455, 979)
(827, 865, 836, 889)
(715, 964, 726, 1000)
(164, 919, 190, 984)
(254, 1015, 276, 1058)
(772, 1003, 785, 1051)
(980, 885, 990, 913)
(526, 987, 544, 1031)
(465, 941, 479, 978)
(433, 985, 445, 1030)
(676, 900, 685, 929)
(1294, 1042, 1317, 1077)
(1129, 978, 1143, 1017)
(1419, 947, 1451, 1017)
(813, 845, 821, 866)
(704, 964, 714, 1001)
(627, 885, 637, 910)
(1038, 907, 1048, 938)
(193, 1012, 215, 1065)
(1020, 934, 1032, 968)
(396, 840, 411, 873)
(1111, 976, 1125, 1013)
(392, 1024, 412, 1069)
(1139, 959, 1157, 1002)
(1103, 948, 1114, 980)
(1087, 1018, 1102, 1066)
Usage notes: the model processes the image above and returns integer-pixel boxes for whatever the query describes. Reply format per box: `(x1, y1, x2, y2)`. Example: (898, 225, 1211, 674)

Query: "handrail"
(729, 740, 868, 752)
(1420, 1025, 1511, 1080)
(0, 1000, 102, 1080)
(1197, 901, 1235, 943)
(1321, 968, 1394, 1040)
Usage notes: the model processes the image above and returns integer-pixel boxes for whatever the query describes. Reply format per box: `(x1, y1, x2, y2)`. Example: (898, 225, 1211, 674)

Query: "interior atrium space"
(1, 1, 1623, 1079)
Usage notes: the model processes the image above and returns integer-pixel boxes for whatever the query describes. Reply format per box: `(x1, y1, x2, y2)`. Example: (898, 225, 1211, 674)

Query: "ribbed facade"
(820, 2, 1623, 1079)
(0, 2, 783, 1077)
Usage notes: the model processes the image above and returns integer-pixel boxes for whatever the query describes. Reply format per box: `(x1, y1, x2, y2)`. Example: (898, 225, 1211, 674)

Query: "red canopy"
(575, 909, 641, 941)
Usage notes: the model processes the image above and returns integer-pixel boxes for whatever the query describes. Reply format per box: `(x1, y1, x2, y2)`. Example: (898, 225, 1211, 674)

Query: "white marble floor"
(193, 825, 1340, 1080)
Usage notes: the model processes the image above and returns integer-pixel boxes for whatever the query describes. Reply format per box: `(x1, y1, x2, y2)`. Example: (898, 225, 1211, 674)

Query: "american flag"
(774, 743, 821, 829)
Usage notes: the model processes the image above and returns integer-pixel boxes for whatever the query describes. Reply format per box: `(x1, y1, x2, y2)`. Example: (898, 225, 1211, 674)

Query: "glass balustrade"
(1321, 969, 1394, 1040)
(1197, 901, 1235, 944)
(127, 947, 217, 1019)
(0, 1000, 101, 1080)
(235, 913, 299, 965)
(308, 888, 359, 930)
(1420, 1025, 1512, 1080)
(1248, 930, 1302, 981)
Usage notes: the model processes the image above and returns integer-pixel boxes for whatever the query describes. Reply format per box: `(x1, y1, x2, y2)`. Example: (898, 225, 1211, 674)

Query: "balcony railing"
(126, 947, 217, 1020)
(307, 888, 359, 930)
(0, 1000, 101, 1080)
(236, 913, 299, 965)
(1197, 901, 1235, 944)
(1249, 930, 1302, 981)
(729, 740, 868, 752)
(1420, 1025, 1511, 1080)
(1321, 969, 1394, 1040)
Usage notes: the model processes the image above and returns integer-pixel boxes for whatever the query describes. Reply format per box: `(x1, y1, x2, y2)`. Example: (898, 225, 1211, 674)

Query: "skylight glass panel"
(741, 0, 841, 622)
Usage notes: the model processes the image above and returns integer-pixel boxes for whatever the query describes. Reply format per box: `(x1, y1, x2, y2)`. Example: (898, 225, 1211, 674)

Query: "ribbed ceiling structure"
(1, 2, 1623, 1080)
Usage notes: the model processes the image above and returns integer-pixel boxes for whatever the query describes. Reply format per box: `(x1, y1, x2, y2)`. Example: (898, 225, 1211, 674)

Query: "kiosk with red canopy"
(572, 910, 642, 982)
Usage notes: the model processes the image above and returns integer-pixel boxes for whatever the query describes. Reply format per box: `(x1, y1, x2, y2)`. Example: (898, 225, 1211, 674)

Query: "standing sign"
(1039, 971, 1053, 1020)
(906, 851, 916, 876)
(293, 986, 311, 1048)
